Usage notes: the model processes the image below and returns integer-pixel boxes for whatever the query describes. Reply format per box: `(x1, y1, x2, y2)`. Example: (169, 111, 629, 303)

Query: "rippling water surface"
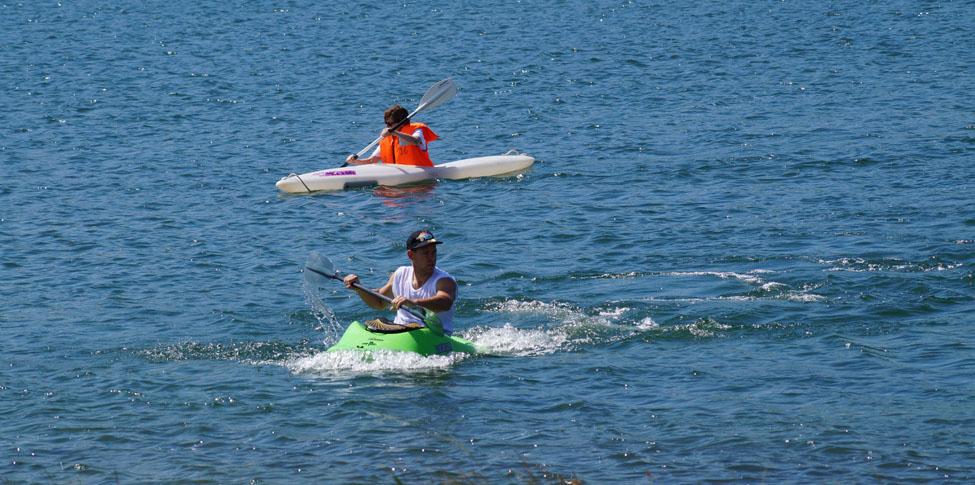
(2, 1, 974, 482)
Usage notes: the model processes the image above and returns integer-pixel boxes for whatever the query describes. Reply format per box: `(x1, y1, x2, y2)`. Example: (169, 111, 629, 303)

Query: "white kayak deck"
(276, 153, 534, 193)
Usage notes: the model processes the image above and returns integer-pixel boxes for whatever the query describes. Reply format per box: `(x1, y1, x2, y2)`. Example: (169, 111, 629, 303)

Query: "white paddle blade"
(303, 251, 338, 288)
(413, 78, 458, 115)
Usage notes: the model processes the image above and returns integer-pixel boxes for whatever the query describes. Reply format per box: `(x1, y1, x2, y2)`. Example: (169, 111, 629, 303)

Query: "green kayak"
(327, 320, 477, 356)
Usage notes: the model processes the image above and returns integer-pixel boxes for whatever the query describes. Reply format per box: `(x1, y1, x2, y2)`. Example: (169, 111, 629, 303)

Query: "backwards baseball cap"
(406, 230, 443, 250)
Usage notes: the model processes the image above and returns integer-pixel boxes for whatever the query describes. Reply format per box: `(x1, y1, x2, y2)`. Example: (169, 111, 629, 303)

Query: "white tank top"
(391, 265, 455, 334)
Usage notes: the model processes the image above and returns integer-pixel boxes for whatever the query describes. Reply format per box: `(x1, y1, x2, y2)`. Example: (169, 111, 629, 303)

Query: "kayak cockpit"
(363, 318, 423, 334)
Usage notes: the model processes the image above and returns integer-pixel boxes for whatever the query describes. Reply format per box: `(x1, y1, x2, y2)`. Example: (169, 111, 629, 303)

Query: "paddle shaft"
(304, 266, 426, 321)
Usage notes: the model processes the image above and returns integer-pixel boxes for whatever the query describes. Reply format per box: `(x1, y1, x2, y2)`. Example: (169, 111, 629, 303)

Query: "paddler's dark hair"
(384, 104, 409, 127)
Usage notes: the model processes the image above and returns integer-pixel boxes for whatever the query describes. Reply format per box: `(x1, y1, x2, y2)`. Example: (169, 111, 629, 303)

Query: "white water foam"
(485, 299, 631, 326)
(782, 292, 826, 302)
(475, 299, 647, 352)
(597, 307, 629, 318)
(285, 299, 659, 371)
(475, 300, 587, 355)
(484, 299, 581, 318)
(636, 316, 659, 330)
(465, 323, 568, 356)
(682, 320, 732, 337)
(820, 257, 963, 273)
(579, 271, 642, 280)
(760, 281, 788, 291)
(661, 270, 826, 303)
(284, 349, 466, 375)
(661, 270, 767, 285)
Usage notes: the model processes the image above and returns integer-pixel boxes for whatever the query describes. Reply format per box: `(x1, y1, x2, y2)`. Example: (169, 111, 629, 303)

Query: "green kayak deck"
(327, 320, 477, 356)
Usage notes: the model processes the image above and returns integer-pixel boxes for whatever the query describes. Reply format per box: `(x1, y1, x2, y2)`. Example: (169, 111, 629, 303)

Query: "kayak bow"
(327, 321, 477, 356)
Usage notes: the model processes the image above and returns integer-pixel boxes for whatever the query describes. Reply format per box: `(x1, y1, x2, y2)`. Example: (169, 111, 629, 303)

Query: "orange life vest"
(380, 122, 438, 167)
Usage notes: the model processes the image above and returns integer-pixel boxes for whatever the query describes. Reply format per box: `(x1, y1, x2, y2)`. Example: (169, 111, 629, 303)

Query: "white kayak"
(275, 152, 534, 193)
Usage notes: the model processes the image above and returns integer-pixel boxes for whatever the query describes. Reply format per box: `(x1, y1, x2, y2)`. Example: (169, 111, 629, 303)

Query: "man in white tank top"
(342, 230, 457, 335)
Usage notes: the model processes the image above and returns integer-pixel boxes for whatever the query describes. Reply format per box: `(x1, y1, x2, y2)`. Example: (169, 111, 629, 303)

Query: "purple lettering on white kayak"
(313, 169, 356, 177)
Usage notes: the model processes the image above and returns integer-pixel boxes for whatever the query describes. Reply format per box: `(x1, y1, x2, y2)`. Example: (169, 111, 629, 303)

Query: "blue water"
(3, 0, 974, 482)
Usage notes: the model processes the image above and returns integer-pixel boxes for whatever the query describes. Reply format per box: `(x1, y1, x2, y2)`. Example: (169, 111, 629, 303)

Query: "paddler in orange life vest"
(345, 104, 439, 167)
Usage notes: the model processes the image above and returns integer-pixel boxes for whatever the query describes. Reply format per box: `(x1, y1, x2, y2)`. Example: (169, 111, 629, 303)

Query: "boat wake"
(469, 299, 660, 355)
(464, 323, 568, 356)
(281, 299, 601, 375)
(279, 290, 754, 376)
